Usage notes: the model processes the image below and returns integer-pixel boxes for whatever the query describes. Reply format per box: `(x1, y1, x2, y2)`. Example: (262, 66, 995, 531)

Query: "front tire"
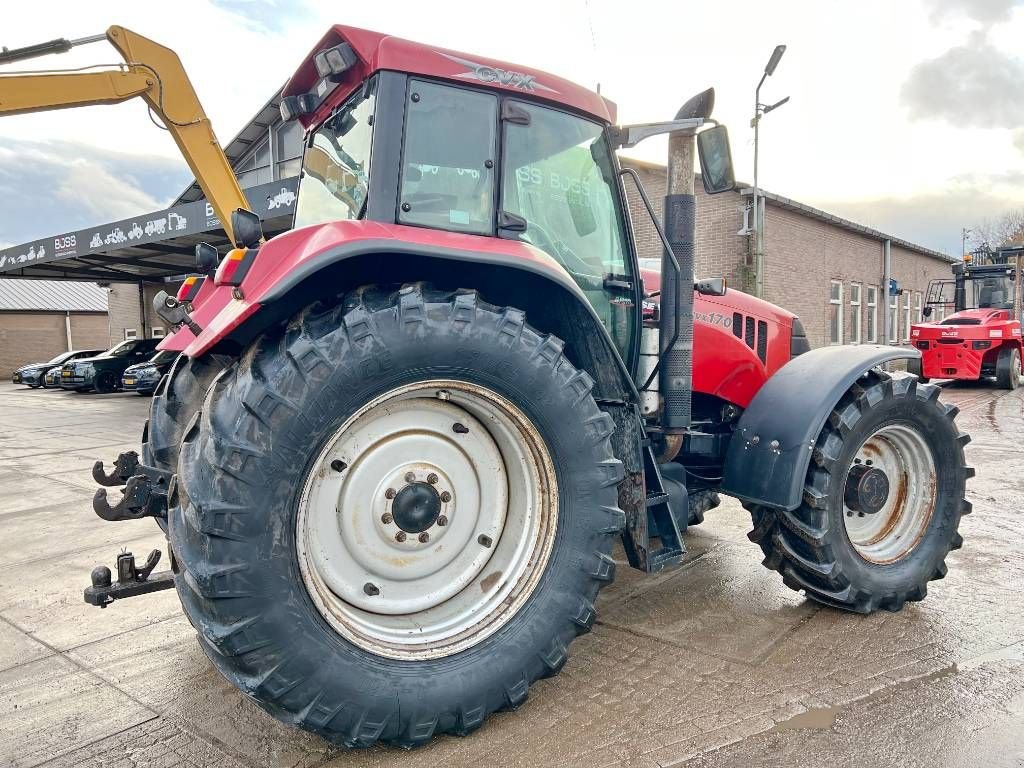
(747, 371, 971, 613)
(170, 285, 624, 747)
(94, 371, 118, 394)
(996, 346, 1021, 390)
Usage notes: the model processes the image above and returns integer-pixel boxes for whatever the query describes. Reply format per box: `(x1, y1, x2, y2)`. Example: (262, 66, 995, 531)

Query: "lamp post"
(961, 227, 971, 259)
(751, 44, 788, 298)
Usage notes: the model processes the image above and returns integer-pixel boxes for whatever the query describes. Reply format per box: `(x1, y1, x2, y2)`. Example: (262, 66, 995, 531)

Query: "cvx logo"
(438, 52, 558, 93)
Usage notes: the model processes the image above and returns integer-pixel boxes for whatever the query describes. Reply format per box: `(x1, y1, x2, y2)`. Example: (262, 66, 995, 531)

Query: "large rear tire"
(995, 346, 1021, 390)
(169, 285, 624, 747)
(746, 371, 971, 613)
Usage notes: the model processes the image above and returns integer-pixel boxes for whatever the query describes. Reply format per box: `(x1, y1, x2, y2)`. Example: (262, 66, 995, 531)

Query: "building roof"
(619, 156, 954, 264)
(739, 186, 955, 263)
(0, 279, 107, 312)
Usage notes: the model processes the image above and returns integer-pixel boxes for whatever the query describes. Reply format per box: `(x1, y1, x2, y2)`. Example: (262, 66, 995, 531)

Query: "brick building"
(621, 158, 954, 349)
(0, 280, 109, 372)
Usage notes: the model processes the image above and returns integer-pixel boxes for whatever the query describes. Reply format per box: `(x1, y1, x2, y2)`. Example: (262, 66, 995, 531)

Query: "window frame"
(903, 291, 912, 342)
(849, 282, 862, 345)
(829, 279, 844, 345)
(123, 328, 138, 340)
(397, 77, 500, 236)
(866, 284, 878, 343)
(889, 291, 899, 343)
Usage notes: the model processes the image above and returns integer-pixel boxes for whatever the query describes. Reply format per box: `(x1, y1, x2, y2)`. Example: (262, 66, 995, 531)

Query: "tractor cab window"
(293, 77, 377, 229)
(500, 101, 635, 361)
(971, 274, 1014, 310)
(399, 80, 498, 235)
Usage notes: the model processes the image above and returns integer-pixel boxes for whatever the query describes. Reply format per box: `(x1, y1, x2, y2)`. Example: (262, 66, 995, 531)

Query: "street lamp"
(751, 44, 788, 298)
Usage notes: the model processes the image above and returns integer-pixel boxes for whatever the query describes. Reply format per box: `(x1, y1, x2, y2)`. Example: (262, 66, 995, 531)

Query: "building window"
(866, 285, 878, 343)
(151, 327, 165, 338)
(237, 137, 272, 188)
(124, 328, 138, 340)
(829, 280, 844, 345)
(915, 291, 923, 323)
(849, 282, 862, 344)
(275, 119, 303, 179)
(903, 291, 912, 342)
(889, 291, 899, 343)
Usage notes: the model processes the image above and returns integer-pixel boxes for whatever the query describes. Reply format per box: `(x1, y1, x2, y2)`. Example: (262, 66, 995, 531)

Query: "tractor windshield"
(293, 78, 377, 229)
(501, 101, 635, 360)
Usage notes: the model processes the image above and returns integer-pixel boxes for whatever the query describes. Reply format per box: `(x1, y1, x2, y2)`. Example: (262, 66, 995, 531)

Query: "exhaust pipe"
(659, 89, 714, 434)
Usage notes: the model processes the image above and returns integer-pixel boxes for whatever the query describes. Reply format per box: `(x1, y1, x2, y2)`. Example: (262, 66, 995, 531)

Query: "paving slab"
(0, 617, 52, 674)
(0, 654, 156, 768)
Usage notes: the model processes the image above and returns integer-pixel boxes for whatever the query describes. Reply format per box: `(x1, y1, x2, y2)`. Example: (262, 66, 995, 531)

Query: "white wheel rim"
(843, 423, 937, 564)
(296, 380, 558, 660)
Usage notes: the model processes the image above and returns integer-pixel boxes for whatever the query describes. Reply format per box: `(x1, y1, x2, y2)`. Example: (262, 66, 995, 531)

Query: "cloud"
(901, 30, 1024, 128)
(209, 0, 314, 33)
(813, 172, 1022, 255)
(0, 140, 191, 247)
(923, 0, 1024, 24)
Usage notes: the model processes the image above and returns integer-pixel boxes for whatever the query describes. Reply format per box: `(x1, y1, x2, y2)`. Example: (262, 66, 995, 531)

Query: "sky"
(0, 0, 1021, 256)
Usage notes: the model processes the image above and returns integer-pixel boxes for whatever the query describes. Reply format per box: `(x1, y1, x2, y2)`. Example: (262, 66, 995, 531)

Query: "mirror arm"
(607, 118, 711, 149)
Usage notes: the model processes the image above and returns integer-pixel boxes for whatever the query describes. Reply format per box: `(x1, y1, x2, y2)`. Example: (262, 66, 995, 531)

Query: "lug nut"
(395, 531, 407, 542)
(363, 583, 380, 596)
(385, 488, 396, 499)
(440, 491, 452, 503)
(381, 513, 393, 524)
(437, 515, 448, 527)
(478, 534, 492, 548)
(330, 459, 347, 472)
(405, 471, 416, 483)
(427, 473, 439, 485)
(418, 532, 430, 543)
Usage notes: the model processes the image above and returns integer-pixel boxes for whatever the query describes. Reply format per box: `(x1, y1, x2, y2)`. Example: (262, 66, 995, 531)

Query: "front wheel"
(996, 346, 1021, 390)
(93, 371, 118, 394)
(747, 371, 972, 613)
(170, 285, 624, 747)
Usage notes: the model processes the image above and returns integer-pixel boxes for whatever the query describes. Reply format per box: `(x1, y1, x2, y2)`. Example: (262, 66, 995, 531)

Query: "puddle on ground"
(772, 706, 841, 731)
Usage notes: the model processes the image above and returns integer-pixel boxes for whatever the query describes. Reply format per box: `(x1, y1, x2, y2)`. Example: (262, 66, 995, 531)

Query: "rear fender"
(720, 345, 921, 510)
(178, 224, 639, 404)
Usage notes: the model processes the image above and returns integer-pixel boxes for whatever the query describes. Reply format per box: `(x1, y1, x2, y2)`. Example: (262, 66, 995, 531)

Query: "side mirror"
(695, 277, 727, 296)
(697, 125, 736, 195)
(922, 306, 933, 318)
(567, 188, 597, 238)
(231, 209, 263, 249)
(195, 242, 219, 274)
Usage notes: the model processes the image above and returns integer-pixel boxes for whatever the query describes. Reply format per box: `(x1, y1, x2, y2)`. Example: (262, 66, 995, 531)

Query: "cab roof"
(282, 25, 616, 128)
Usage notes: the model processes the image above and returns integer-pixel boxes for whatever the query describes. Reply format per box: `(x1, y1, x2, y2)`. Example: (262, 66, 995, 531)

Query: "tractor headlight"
(314, 43, 357, 79)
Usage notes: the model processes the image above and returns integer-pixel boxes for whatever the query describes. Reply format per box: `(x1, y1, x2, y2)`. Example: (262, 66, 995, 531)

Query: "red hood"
(639, 266, 796, 327)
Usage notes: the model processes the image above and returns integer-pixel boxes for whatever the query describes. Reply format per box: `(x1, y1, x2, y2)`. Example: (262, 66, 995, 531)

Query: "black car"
(121, 350, 179, 395)
(12, 349, 104, 388)
(61, 338, 161, 393)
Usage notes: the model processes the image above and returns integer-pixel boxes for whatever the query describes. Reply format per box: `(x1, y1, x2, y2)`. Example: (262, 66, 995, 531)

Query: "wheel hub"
(843, 463, 890, 514)
(391, 482, 441, 533)
(296, 380, 558, 660)
(843, 423, 937, 564)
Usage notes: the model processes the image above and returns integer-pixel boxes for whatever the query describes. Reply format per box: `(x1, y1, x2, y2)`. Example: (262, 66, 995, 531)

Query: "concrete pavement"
(0, 380, 1021, 767)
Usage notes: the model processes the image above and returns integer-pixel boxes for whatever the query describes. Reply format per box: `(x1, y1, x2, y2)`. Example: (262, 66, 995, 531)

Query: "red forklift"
(910, 245, 1023, 389)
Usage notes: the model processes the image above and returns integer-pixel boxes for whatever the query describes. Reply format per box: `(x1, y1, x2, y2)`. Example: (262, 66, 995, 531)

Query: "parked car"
(121, 350, 179, 395)
(12, 349, 104, 388)
(60, 338, 161, 393)
(43, 366, 65, 388)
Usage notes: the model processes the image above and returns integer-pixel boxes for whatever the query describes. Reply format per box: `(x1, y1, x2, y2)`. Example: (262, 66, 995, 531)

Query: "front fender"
(720, 345, 921, 510)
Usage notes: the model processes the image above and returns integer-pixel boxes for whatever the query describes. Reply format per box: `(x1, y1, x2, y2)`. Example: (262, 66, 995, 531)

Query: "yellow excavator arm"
(0, 25, 250, 244)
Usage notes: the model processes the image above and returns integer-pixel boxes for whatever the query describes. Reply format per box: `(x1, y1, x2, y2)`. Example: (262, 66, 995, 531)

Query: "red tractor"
(910, 246, 1023, 389)
(4, 24, 972, 748)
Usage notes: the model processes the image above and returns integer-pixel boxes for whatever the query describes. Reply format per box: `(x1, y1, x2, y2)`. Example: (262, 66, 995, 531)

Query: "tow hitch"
(91, 451, 173, 522)
(85, 450, 177, 607)
(84, 549, 175, 607)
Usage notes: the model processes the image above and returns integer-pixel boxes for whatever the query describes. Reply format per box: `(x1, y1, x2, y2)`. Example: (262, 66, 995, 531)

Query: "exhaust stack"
(659, 89, 714, 433)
